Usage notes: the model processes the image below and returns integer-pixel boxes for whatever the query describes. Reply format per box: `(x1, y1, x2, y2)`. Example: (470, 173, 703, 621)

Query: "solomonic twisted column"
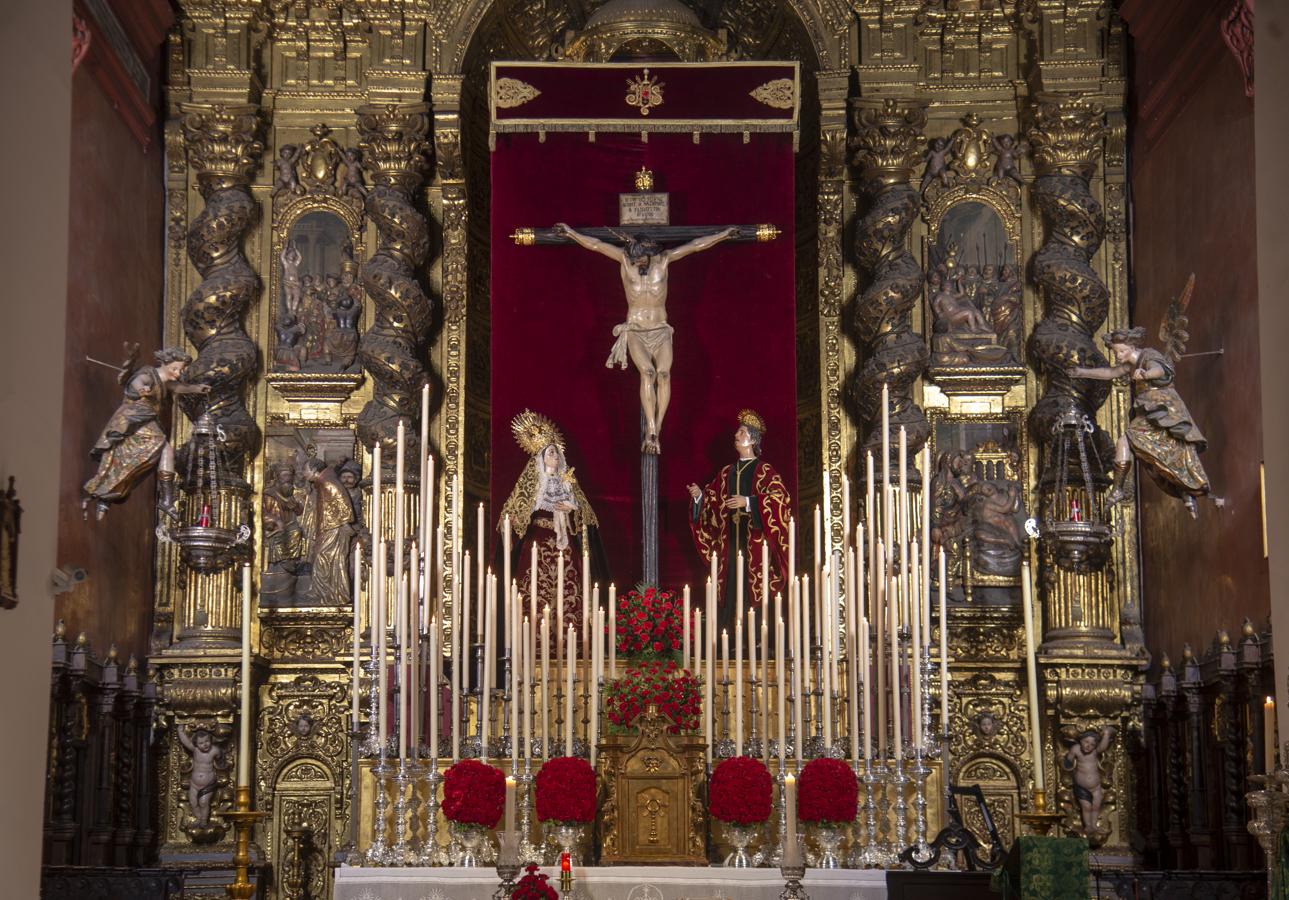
(849, 99, 930, 465)
(179, 103, 265, 470)
(355, 103, 433, 456)
(1025, 94, 1110, 445)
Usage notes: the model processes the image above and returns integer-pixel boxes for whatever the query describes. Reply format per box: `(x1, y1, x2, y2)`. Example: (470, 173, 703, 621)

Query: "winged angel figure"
(1068, 275, 1211, 518)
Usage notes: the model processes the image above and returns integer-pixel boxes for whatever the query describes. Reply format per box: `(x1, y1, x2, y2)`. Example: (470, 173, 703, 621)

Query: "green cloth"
(1273, 826, 1289, 899)
(990, 836, 1089, 899)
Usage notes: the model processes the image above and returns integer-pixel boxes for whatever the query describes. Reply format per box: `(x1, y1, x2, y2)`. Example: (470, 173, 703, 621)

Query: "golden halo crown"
(511, 409, 565, 456)
(737, 408, 767, 434)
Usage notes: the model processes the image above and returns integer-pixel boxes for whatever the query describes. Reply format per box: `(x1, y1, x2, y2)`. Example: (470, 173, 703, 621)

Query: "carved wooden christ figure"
(554, 223, 738, 455)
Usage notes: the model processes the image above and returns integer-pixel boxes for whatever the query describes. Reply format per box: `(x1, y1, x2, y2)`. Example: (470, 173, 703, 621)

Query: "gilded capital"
(1026, 93, 1105, 179)
(356, 102, 432, 194)
(849, 98, 927, 188)
(179, 103, 264, 197)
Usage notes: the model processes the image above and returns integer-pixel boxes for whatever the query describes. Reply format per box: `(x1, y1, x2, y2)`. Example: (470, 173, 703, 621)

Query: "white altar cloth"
(334, 866, 888, 900)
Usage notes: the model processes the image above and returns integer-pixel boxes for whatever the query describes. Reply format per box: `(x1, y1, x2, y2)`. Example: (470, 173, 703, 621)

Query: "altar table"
(334, 865, 889, 900)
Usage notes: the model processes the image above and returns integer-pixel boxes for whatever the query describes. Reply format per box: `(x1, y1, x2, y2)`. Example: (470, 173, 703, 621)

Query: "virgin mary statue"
(499, 410, 607, 640)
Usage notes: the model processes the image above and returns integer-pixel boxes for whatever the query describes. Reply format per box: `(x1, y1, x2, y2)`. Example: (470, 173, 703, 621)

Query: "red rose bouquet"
(536, 756, 597, 824)
(797, 757, 858, 825)
(513, 864, 559, 900)
(615, 586, 687, 659)
(441, 758, 506, 828)
(604, 659, 702, 733)
(709, 756, 774, 825)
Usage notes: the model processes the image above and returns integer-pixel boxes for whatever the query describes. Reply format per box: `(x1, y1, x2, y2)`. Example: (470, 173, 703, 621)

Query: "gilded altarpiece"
(150, 1, 1146, 894)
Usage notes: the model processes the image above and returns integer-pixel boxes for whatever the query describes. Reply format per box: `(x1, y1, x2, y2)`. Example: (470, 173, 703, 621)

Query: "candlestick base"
(494, 861, 521, 900)
(222, 786, 265, 899)
(778, 862, 809, 900)
(714, 737, 737, 759)
(1016, 789, 1062, 837)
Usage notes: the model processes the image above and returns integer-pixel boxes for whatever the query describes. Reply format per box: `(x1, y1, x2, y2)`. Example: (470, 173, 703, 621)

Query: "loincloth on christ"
(605, 322, 674, 370)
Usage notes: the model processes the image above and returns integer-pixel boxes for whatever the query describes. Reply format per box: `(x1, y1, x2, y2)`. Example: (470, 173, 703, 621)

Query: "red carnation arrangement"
(615, 586, 687, 659)
(513, 864, 559, 900)
(797, 757, 858, 825)
(441, 758, 506, 828)
(604, 658, 702, 733)
(709, 756, 774, 825)
(536, 756, 597, 824)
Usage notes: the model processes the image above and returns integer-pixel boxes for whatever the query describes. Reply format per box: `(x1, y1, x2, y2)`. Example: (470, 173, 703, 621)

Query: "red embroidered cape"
(689, 459, 791, 607)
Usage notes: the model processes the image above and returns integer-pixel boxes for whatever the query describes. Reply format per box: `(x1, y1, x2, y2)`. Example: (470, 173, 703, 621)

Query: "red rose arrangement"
(513, 864, 559, 900)
(797, 757, 858, 825)
(535, 756, 597, 824)
(441, 758, 506, 828)
(709, 756, 774, 825)
(604, 659, 702, 733)
(615, 586, 687, 658)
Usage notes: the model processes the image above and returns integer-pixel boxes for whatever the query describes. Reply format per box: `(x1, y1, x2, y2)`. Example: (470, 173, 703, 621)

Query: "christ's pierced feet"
(642, 434, 661, 455)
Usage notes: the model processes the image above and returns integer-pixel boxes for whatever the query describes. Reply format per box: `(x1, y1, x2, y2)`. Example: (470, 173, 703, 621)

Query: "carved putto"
(920, 113, 1025, 209)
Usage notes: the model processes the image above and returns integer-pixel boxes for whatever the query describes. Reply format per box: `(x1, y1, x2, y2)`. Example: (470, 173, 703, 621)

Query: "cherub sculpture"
(1068, 275, 1211, 517)
(921, 137, 953, 198)
(341, 147, 366, 200)
(991, 134, 1024, 186)
(272, 144, 303, 198)
(1061, 725, 1116, 838)
(177, 724, 224, 829)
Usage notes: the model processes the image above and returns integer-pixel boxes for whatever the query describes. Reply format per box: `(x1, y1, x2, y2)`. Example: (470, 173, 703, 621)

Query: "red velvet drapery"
(489, 130, 797, 591)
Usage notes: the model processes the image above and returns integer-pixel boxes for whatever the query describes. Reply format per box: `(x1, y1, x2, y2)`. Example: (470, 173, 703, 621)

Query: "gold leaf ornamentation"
(495, 77, 541, 109)
(749, 78, 794, 110)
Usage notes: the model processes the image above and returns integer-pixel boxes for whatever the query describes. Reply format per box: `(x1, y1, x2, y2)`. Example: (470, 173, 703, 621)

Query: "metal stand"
(745, 672, 763, 760)
(391, 759, 413, 864)
(891, 753, 909, 867)
(365, 758, 392, 865)
(767, 764, 788, 866)
(641, 416, 658, 585)
(417, 766, 445, 865)
(335, 726, 364, 865)
(222, 786, 265, 898)
(715, 672, 735, 758)
(494, 860, 521, 900)
(517, 763, 543, 864)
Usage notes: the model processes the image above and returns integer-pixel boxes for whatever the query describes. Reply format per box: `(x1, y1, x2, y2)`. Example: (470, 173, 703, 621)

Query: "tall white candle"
(921, 446, 932, 649)
(591, 605, 602, 765)
(823, 470, 833, 564)
(476, 503, 484, 638)
(788, 516, 796, 602)
(565, 624, 576, 757)
(784, 773, 801, 866)
(523, 615, 532, 761)
(704, 591, 713, 764)
(429, 616, 439, 762)
(735, 552, 744, 754)
(939, 548, 949, 735)
(377, 541, 389, 754)
(760, 610, 769, 763)
(910, 537, 922, 750)
(861, 616, 872, 760)
(842, 475, 851, 563)
(503, 516, 512, 652)
(371, 443, 382, 554)
(394, 421, 406, 649)
(682, 585, 691, 670)
(889, 574, 902, 756)
(581, 546, 590, 659)
(791, 579, 803, 764)
(693, 609, 702, 674)
(760, 541, 769, 612)
(238, 564, 252, 788)
(540, 609, 550, 755)
(504, 775, 516, 835)
(511, 598, 520, 769)
(1021, 560, 1044, 791)
(461, 550, 472, 692)
(776, 609, 786, 766)
(410, 549, 421, 758)
(530, 545, 538, 625)
(451, 556, 460, 763)
(481, 574, 493, 762)
(351, 545, 362, 732)
(398, 578, 409, 761)
(556, 550, 565, 674)
(848, 617, 860, 764)
(608, 583, 617, 678)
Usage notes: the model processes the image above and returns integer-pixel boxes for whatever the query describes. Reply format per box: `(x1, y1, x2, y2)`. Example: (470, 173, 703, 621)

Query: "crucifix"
(513, 168, 779, 584)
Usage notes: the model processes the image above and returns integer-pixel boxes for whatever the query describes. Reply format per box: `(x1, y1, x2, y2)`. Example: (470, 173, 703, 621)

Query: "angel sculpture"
(82, 343, 210, 521)
(1068, 275, 1211, 517)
